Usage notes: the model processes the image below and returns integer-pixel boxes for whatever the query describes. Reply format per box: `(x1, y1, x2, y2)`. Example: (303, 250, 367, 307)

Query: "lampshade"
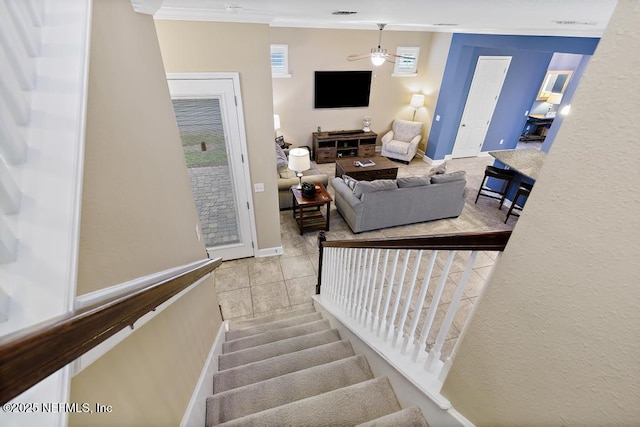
(288, 148, 310, 172)
(547, 93, 563, 105)
(410, 94, 425, 108)
(273, 114, 281, 130)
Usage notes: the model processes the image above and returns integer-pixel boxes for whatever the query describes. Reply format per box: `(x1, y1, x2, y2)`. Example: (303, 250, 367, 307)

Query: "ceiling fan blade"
(388, 53, 416, 60)
(347, 53, 371, 61)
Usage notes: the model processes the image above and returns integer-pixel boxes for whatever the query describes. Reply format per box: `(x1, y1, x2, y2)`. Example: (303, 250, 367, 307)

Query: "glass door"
(168, 75, 255, 260)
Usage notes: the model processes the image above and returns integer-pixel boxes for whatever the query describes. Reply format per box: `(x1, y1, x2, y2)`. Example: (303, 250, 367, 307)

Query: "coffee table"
(335, 155, 399, 181)
(291, 183, 333, 235)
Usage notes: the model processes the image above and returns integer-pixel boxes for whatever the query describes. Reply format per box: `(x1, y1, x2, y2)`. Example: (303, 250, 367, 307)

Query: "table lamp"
(288, 148, 310, 189)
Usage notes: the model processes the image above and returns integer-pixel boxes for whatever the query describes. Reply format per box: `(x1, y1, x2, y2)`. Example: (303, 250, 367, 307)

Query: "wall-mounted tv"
(314, 71, 372, 109)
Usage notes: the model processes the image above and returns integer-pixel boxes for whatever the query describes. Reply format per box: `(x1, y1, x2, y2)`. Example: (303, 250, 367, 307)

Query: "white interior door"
(167, 74, 256, 261)
(452, 56, 511, 158)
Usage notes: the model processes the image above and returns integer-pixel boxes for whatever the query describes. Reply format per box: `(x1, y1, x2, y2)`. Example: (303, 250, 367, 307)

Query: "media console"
(312, 130, 378, 164)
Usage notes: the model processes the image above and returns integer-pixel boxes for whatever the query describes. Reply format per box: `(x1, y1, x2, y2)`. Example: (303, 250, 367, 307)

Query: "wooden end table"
(335, 155, 399, 181)
(291, 183, 333, 235)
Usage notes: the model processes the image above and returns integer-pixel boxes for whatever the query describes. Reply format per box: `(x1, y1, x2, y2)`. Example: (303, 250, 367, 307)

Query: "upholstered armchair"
(381, 119, 423, 163)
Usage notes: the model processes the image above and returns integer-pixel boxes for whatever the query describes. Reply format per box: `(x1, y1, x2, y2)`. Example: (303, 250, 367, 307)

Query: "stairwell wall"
(69, 0, 222, 425)
(441, 1, 640, 424)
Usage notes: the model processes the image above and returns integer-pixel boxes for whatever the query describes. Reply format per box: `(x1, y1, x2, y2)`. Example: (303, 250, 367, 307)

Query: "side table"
(291, 183, 333, 235)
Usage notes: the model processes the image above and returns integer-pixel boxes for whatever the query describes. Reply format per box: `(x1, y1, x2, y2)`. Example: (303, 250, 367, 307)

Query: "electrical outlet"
(254, 183, 265, 192)
(500, 139, 504, 145)
(435, 115, 441, 121)
(195, 224, 201, 241)
(524, 110, 529, 116)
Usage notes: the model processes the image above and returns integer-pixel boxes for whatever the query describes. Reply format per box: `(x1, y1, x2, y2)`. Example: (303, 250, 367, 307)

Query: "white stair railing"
(315, 231, 510, 408)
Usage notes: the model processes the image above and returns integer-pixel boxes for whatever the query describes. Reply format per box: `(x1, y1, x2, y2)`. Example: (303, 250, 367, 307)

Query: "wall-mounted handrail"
(0, 257, 222, 404)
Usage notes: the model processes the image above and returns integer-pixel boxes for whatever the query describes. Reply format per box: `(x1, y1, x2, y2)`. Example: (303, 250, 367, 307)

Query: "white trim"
(272, 74, 292, 79)
(130, 0, 165, 15)
(422, 154, 446, 165)
(181, 320, 228, 427)
(255, 245, 284, 257)
(74, 258, 211, 309)
(72, 273, 213, 376)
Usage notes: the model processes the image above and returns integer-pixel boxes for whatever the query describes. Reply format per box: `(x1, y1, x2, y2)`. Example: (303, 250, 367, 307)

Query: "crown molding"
(130, 0, 164, 15)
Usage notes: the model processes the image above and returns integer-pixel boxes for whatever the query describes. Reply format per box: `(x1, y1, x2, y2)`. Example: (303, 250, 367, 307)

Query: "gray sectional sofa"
(331, 171, 466, 233)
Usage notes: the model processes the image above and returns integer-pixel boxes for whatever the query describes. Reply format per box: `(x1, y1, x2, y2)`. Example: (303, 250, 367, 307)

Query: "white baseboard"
(181, 320, 228, 427)
(422, 155, 446, 165)
(255, 246, 284, 257)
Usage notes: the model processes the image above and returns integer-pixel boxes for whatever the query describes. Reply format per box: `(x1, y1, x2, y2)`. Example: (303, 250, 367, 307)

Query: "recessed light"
(552, 20, 597, 25)
(332, 11, 358, 16)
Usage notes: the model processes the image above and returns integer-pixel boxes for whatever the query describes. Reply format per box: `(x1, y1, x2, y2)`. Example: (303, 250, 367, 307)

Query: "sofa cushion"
(353, 179, 398, 199)
(431, 170, 466, 184)
(397, 176, 431, 188)
(342, 175, 358, 191)
(385, 140, 410, 155)
(275, 142, 288, 169)
(278, 166, 296, 179)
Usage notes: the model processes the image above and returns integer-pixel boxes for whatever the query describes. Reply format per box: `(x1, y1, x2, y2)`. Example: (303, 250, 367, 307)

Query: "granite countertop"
(489, 149, 546, 180)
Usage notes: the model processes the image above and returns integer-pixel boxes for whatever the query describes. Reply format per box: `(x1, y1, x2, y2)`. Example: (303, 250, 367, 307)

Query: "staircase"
(206, 306, 429, 426)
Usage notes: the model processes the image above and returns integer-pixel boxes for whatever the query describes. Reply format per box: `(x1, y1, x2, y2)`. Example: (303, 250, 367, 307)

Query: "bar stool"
(475, 165, 517, 209)
(505, 182, 534, 223)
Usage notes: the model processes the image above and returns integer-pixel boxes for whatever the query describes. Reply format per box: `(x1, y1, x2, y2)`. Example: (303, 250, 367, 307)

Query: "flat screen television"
(314, 71, 372, 109)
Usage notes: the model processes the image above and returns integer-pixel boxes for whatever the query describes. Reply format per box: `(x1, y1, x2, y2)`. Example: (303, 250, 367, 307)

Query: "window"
(392, 47, 420, 77)
(270, 44, 291, 78)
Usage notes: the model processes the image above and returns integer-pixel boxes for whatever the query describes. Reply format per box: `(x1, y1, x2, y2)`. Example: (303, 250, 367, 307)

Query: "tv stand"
(312, 130, 377, 163)
(327, 129, 365, 136)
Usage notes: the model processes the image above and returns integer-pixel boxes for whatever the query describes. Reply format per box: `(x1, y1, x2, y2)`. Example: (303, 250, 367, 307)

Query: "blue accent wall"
(425, 34, 600, 160)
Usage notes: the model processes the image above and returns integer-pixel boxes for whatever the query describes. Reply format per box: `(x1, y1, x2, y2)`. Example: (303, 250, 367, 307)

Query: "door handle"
(462, 124, 466, 127)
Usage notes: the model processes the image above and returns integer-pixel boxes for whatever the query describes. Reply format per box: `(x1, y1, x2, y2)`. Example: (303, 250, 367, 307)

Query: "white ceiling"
(156, 0, 618, 37)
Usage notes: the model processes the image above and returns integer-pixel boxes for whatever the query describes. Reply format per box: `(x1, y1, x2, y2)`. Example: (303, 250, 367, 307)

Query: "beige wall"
(71, 1, 222, 425)
(270, 28, 436, 153)
(442, 1, 640, 424)
(154, 20, 281, 252)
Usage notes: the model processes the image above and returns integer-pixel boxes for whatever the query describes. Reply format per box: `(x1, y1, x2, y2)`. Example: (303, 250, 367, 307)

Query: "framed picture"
(275, 136, 285, 147)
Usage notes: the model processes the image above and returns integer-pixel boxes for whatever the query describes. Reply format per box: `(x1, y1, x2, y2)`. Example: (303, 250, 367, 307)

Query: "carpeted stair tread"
(228, 306, 315, 331)
(356, 406, 430, 426)
(218, 329, 341, 370)
(225, 312, 323, 341)
(206, 355, 374, 425)
(222, 319, 331, 353)
(218, 377, 401, 427)
(213, 340, 355, 394)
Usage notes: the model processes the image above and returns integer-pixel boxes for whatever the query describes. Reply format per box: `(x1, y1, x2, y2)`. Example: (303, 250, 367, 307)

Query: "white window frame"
(270, 44, 291, 78)
(392, 47, 420, 77)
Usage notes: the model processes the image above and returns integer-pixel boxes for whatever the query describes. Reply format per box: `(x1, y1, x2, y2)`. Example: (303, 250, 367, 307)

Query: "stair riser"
(222, 319, 331, 353)
(226, 312, 323, 341)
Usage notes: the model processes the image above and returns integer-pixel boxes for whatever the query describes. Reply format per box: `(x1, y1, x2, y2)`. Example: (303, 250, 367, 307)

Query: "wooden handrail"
(317, 230, 511, 293)
(0, 257, 222, 404)
(321, 230, 511, 251)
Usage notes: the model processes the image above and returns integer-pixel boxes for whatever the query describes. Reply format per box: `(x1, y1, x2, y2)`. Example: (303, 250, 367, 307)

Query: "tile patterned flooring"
(215, 154, 518, 333)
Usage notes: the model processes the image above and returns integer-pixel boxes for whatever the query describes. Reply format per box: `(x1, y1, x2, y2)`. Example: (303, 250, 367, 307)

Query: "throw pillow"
(397, 176, 431, 188)
(275, 142, 288, 169)
(353, 179, 397, 199)
(431, 170, 466, 184)
(427, 163, 446, 176)
(342, 175, 358, 191)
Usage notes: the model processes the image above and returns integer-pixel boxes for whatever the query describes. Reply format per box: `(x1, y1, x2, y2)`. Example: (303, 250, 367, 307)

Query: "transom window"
(270, 44, 291, 78)
(393, 47, 420, 77)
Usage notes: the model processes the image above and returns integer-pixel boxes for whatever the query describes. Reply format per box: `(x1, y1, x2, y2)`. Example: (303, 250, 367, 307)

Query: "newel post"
(316, 231, 326, 294)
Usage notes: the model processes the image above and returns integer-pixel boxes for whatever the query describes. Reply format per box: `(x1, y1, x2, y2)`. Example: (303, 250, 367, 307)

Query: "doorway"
(452, 56, 511, 158)
(167, 73, 256, 260)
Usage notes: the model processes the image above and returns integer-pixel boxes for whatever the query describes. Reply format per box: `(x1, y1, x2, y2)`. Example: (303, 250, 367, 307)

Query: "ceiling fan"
(347, 23, 412, 66)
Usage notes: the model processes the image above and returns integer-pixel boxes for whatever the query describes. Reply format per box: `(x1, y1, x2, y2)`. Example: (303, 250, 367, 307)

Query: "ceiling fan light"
(371, 55, 385, 66)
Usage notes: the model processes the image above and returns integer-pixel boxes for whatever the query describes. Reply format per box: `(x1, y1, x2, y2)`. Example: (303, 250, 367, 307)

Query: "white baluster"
(349, 249, 364, 317)
(413, 251, 456, 362)
(6, 0, 42, 57)
(385, 250, 411, 342)
(371, 249, 390, 332)
(364, 249, 381, 327)
(378, 250, 400, 337)
(0, 159, 21, 214)
(324, 248, 334, 298)
(354, 249, 370, 319)
(0, 217, 17, 263)
(425, 251, 478, 373)
(0, 2, 36, 90)
(359, 249, 376, 324)
(404, 251, 438, 355)
(393, 250, 423, 347)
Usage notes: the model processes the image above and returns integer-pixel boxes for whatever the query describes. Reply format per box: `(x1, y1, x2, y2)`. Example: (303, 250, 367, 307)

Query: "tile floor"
(214, 153, 519, 328)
